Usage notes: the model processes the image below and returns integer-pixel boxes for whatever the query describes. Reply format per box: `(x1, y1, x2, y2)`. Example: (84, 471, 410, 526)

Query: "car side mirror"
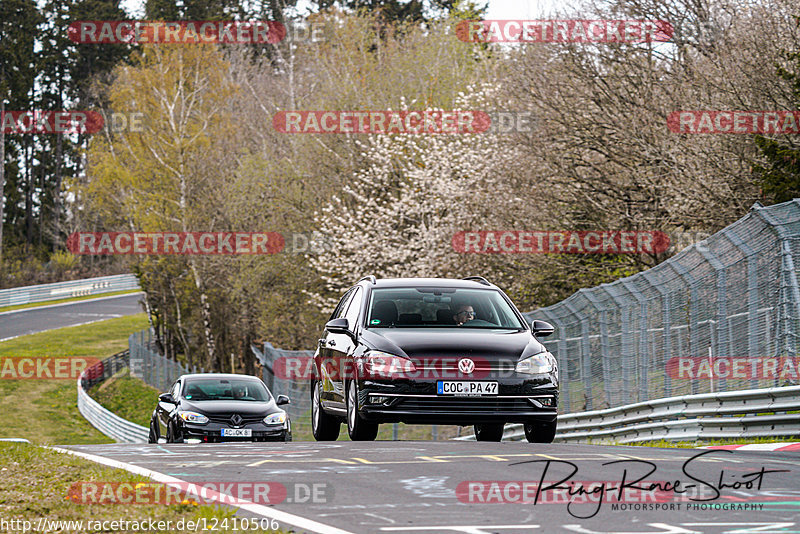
(325, 318, 351, 335)
(159, 392, 176, 404)
(276, 395, 290, 406)
(531, 320, 554, 337)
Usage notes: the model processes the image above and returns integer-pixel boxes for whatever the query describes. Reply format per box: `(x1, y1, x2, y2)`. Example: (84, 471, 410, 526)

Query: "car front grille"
(394, 396, 538, 411)
(206, 414, 265, 425)
(410, 358, 516, 373)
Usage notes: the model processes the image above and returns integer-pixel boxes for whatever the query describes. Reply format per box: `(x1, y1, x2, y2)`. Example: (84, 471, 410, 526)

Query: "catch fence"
(523, 200, 800, 413)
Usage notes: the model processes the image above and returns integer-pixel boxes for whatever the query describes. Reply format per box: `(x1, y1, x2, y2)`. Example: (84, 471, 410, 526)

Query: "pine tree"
(0, 0, 41, 257)
(753, 16, 800, 204)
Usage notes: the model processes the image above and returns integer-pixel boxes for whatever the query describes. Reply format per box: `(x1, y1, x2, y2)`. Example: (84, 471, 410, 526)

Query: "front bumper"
(178, 421, 290, 442)
(356, 376, 558, 425)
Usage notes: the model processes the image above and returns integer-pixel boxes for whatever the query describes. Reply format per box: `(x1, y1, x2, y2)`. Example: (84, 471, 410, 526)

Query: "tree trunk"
(53, 132, 62, 251)
(190, 259, 217, 369)
(0, 99, 5, 266)
(25, 138, 32, 245)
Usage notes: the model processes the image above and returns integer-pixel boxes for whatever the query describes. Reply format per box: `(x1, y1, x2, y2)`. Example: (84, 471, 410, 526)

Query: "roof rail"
(358, 275, 377, 284)
(462, 276, 491, 286)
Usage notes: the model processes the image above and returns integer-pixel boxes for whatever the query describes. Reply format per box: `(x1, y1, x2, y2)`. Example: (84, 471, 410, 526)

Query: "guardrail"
(0, 274, 140, 308)
(457, 385, 800, 443)
(77, 350, 149, 443)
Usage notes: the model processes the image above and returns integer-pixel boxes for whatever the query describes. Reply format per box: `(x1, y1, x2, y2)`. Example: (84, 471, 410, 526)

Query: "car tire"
(148, 418, 159, 444)
(524, 420, 557, 443)
(311, 379, 341, 441)
(474, 423, 505, 442)
(166, 421, 184, 444)
(346, 380, 379, 441)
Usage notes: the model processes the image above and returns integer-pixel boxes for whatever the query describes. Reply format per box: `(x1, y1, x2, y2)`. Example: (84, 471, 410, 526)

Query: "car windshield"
(366, 287, 527, 329)
(182, 378, 271, 402)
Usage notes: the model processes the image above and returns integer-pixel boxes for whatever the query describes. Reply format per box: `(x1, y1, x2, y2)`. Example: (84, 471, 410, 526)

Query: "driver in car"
(453, 304, 476, 326)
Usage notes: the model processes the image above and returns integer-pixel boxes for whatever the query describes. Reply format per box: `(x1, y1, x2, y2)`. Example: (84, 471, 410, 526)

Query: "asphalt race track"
(0, 293, 144, 341)
(63, 440, 800, 534)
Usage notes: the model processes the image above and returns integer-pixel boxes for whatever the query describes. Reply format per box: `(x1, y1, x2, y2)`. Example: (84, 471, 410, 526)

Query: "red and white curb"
(701, 442, 800, 451)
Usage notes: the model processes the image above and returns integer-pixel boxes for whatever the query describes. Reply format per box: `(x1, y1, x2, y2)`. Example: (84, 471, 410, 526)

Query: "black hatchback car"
(149, 373, 292, 443)
(310, 276, 558, 442)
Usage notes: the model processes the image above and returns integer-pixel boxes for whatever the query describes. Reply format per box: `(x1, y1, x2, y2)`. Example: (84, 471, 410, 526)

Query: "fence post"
(579, 289, 611, 409)
(642, 269, 671, 398)
(721, 227, 761, 389)
(538, 308, 568, 412)
(565, 300, 592, 411)
(601, 285, 632, 405)
(669, 260, 700, 394)
(698, 245, 729, 392)
(621, 279, 649, 403)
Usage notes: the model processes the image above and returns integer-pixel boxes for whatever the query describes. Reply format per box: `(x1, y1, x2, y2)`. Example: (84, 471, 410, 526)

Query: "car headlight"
(178, 411, 209, 424)
(516, 351, 556, 374)
(264, 412, 287, 425)
(363, 351, 416, 378)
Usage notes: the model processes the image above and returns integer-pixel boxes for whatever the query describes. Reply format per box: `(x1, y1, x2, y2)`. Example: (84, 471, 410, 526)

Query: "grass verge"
(0, 314, 148, 445)
(0, 442, 286, 533)
(0, 289, 141, 314)
(89, 368, 160, 428)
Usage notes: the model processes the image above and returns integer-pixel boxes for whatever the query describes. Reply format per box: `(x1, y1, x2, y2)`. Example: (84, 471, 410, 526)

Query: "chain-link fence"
(251, 342, 314, 439)
(523, 200, 800, 413)
(129, 329, 205, 393)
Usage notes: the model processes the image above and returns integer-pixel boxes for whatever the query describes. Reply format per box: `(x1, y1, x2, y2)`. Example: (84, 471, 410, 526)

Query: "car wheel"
(524, 420, 557, 443)
(166, 421, 184, 444)
(311, 379, 341, 441)
(474, 423, 505, 442)
(148, 418, 159, 444)
(346, 380, 378, 441)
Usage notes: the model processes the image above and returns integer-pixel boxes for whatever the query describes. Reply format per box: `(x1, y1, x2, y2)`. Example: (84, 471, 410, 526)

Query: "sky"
(119, 0, 572, 20)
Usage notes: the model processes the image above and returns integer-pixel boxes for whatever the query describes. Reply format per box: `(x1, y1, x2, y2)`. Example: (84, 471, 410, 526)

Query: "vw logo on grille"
(230, 414, 242, 426)
(458, 358, 475, 374)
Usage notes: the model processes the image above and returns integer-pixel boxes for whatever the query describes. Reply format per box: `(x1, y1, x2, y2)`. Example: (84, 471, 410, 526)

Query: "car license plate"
(221, 428, 252, 437)
(437, 381, 498, 396)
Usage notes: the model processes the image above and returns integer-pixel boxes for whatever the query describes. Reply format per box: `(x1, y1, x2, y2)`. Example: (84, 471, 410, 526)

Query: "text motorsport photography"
(458, 450, 788, 519)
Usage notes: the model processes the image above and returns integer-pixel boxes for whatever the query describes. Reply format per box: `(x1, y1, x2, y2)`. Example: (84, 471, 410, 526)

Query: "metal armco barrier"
(456, 385, 800, 443)
(77, 350, 149, 443)
(0, 273, 140, 308)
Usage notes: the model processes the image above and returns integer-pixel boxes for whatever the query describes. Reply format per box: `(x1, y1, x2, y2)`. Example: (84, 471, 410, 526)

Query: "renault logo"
(458, 358, 475, 374)
(230, 414, 242, 426)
